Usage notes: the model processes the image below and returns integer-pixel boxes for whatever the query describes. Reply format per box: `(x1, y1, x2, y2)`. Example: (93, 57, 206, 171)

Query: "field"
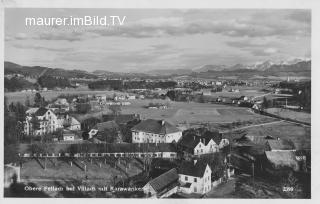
(120, 99, 271, 125)
(264, 108, 311, 124)
(244, 121, 311, 150)
(4, 87, 122, 104)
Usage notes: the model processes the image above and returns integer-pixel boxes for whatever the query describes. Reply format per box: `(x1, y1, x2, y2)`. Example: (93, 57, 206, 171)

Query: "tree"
(75, 103, 91, 114)
(30, 114, 41, 143)
(109, 105, 121, 116)
(166, 90, 176, 101)
(281, 171, 303, 198)
(261, 96, 269, 110)
(34, 93, 43, 107)
(25, 96, 31, 107)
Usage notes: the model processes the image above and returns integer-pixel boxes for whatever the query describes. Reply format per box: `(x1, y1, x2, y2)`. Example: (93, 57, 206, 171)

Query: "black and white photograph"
(1, 0, 317, 200)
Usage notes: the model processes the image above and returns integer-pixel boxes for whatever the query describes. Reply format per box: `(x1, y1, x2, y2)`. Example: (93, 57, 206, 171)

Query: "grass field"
(243, 121, 311, 150)
(4, 88, 122, 104)
(120, 99, 270, 125)
(264, 108, 311, 124)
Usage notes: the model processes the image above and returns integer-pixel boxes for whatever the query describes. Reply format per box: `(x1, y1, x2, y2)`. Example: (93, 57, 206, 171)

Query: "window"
(201, 149, 203, 153)
(185, 176, 188, 181)
(194, 178, 197, 182)
(193, 187, 197, 193)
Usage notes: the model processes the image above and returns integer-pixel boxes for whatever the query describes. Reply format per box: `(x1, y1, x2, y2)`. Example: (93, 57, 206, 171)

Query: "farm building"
(131, 119, 182, 143)
(88, 121, 121, 142)
(265, 139, 296, 152)
(143, 168, 179, 198)
(263, 151, 300, 173)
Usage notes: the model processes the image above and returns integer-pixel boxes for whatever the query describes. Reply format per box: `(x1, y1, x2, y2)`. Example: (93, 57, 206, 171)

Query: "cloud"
(87, 14, 310, 39)
(13, 44, 73, 52)
(287, 10, 311, 23)
(15, 33, 28, 40)
(6, 30, 85, 42)
(251, 47, 279, 56)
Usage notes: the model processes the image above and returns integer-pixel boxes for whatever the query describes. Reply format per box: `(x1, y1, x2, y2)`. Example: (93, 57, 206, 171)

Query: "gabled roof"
(178, 135, 201, 149)
(131, 119, 180, 135)
(179, 160, 209, 178)
(34, 107, 49, 116)
(178, 134, 220, 150)
(94, 121, 119, 132)
(267, 139, 295, 151)
(148, 168, 179, 193)
(26, 107, 39, 115)
(265, 151, 299, 171)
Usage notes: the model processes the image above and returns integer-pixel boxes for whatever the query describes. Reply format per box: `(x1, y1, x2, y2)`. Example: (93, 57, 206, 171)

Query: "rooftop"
(265, 151, 299, 171)
(267, 139, 295, 151)
(35, 107, 49, 116)
(179, 160, 209, 178)
(148, 168, 179, 194)
(131, 119, 180, 135)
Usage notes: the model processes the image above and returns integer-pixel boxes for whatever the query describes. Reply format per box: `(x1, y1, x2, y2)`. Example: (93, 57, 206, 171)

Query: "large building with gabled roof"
(178, 160, 212, 194)
(131, 119, 182, 143)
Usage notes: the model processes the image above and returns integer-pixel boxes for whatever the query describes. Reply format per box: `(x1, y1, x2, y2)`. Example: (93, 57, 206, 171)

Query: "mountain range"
(4, 59, 311, 79)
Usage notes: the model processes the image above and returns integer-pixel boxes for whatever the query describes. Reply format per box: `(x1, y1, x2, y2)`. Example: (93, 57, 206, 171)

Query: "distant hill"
(194, 64, 227, 72)
(4, 61, 97, 79)
(146, 68, 193, 76)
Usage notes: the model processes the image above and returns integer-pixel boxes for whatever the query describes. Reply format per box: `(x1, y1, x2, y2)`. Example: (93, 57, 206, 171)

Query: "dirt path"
(221, 120, 284, 133)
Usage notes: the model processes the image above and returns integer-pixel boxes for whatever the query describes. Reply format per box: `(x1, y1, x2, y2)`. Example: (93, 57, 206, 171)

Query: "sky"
(5, 8, 311, 72)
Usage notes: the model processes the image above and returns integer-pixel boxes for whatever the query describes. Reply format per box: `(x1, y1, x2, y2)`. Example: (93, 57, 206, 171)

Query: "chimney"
(161, 120, 165, 126)
(193, 136, 195, 141)
(193, 160, 197, 165)
(203, 138, 205, 144)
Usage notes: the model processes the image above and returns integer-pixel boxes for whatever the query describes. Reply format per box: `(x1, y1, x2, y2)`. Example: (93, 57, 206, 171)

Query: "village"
(4, 77, 311, 198)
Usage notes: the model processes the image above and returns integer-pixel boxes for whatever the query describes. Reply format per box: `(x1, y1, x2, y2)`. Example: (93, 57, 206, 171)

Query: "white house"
(178, 160, 212, 194)
(131, 119, 182, 143)
(24, 107, 63, 136)
(179, 135, 229, 156)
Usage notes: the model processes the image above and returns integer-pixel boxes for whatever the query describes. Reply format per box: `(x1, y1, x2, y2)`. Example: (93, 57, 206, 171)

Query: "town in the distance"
(4, 59, 311, 198)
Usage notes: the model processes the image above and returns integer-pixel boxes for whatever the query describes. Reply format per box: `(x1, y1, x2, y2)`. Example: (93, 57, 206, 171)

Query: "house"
(24, 107, 63, 136)
(54, 98, 69, 106)
(143, 168, 179, 198)
(114, 95, 126, 101)
(127, 95, 136, 100)
(131, 119, 182, 143)
(96, 94, 107, 101)
(178, 160, 212, 194)
(265, 139, 296, 152)
(62, 130, 83, 141)
(264, 151, 300, 173)
(56, 114, 81, 131)
(88, 121, 121, 142)
(47, 103, 70, 113)
(179, 135, 219, 157)
(178, 133, 228, 157)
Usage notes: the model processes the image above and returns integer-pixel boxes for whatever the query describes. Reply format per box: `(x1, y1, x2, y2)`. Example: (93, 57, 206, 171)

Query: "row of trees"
(88, 80, 177, 90)
(37, 75, 72, 89)
(4, 77, 35, 92)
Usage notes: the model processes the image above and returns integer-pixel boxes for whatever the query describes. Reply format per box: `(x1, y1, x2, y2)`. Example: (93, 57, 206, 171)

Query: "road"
(221, 120, 284, 133)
